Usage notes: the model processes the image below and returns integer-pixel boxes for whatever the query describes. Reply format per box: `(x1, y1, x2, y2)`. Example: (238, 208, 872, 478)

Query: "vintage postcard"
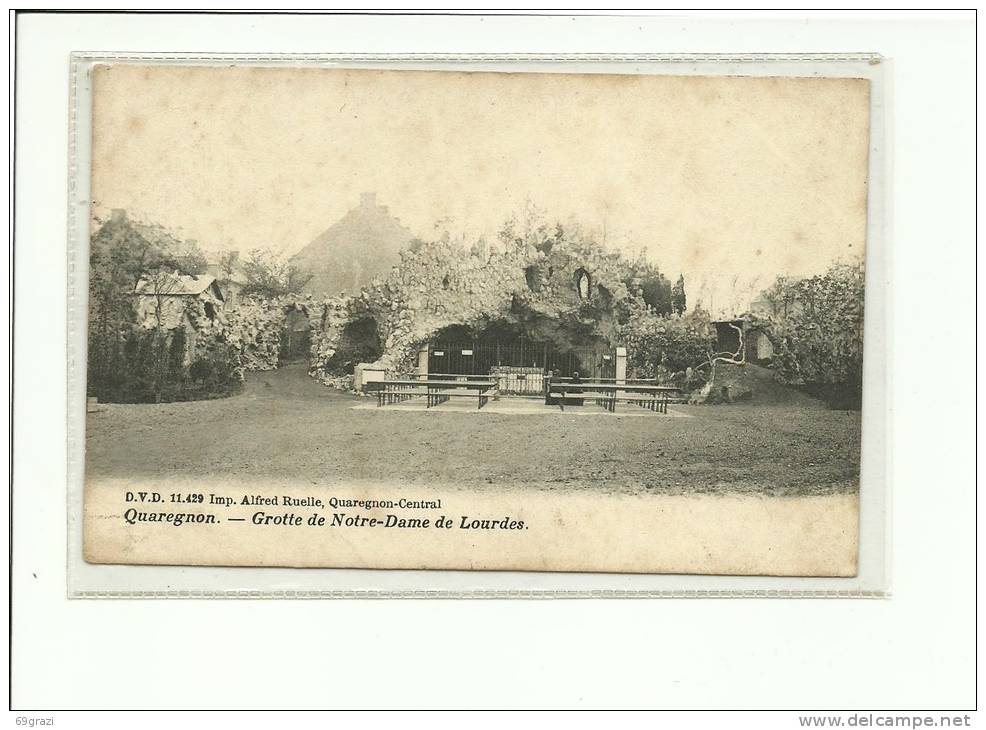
(81, 64, 869, 575)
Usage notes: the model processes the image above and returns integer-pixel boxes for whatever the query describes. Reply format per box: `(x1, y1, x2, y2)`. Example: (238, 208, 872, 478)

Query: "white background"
(9, 11, 977, 713)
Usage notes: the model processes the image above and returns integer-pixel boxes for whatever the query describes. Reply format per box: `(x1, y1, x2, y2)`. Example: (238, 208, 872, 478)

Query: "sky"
(90, 65, 870, 316)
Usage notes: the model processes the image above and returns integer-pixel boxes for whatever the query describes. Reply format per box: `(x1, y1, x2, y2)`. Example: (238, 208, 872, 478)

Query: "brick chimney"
(360, 192, 377, 211)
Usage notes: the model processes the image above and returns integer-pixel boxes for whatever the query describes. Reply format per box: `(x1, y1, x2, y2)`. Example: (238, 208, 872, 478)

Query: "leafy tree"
(496, 202, 564, 255)
(671, 274, 687, 315)
(756, 261, 865, 408)
(623, 258, 673, 315)
(216, 249, 240, 279)
(621, 309, 715, 379)
(241, 248, 314, 299)
(758, 275, 800, 318)
(89, 213, 205, 324)
(171, 239, 209, 277)
(87, 211, 210, 400)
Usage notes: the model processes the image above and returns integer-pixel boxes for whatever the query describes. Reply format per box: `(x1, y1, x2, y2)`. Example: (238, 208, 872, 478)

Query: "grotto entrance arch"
(279, 306, 312, 364)
(323, 315, 384, 375)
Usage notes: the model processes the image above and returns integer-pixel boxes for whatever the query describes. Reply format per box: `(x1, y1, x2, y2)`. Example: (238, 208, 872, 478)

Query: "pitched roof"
(206, 262, 249, 285)
(134, 272, 218, 296)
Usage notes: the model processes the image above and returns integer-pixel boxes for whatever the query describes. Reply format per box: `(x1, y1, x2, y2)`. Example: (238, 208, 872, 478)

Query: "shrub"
(755, 261, 865, 409)
(188, 358, 214, 382)
(88, 325, 243, 403)
(621, 310, 715, 381)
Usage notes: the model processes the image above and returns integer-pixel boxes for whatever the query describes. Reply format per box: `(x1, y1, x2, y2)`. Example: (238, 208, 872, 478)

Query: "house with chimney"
(290, 192, 414, 297)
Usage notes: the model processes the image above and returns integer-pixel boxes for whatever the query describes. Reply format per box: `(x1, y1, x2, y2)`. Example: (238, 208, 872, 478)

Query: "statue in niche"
(575, 269, 592, 300)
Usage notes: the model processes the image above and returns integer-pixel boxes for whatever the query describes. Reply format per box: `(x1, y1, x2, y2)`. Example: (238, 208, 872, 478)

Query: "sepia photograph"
(15, 7, 980, 718)
(81, 64, 869, 575)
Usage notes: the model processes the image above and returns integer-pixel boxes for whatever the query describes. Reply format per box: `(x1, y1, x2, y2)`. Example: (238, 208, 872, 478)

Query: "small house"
(134, 272, 226, 329)
(133, 272, 226, 364)
(206, 262, 248, 307)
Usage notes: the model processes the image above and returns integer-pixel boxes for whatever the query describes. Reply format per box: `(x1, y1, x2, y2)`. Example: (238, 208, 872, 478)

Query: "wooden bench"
(425, 386, 498, 410)
(375, 388, 423, 407)
(372, 379, 498, 410)
(592, 393, 671, 414)
(547, 382, 678, 414)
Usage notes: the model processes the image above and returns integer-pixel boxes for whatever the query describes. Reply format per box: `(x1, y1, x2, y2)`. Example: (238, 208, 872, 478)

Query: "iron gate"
(428, 340, 615, 394)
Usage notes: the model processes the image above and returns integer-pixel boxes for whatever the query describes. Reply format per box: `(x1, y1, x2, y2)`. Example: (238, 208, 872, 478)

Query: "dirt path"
(86, 363, 861, 497)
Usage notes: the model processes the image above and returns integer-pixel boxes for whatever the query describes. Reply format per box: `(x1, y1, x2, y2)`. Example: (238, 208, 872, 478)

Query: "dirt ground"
(85, 363, 861, 497)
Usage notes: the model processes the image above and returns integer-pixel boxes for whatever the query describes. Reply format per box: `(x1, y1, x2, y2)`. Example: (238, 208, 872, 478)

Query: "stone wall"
(187, 297, 318, 377)
(307, 228, 646, 387)
(165, 222, 697, 397)
(173, 225, 701, 397)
